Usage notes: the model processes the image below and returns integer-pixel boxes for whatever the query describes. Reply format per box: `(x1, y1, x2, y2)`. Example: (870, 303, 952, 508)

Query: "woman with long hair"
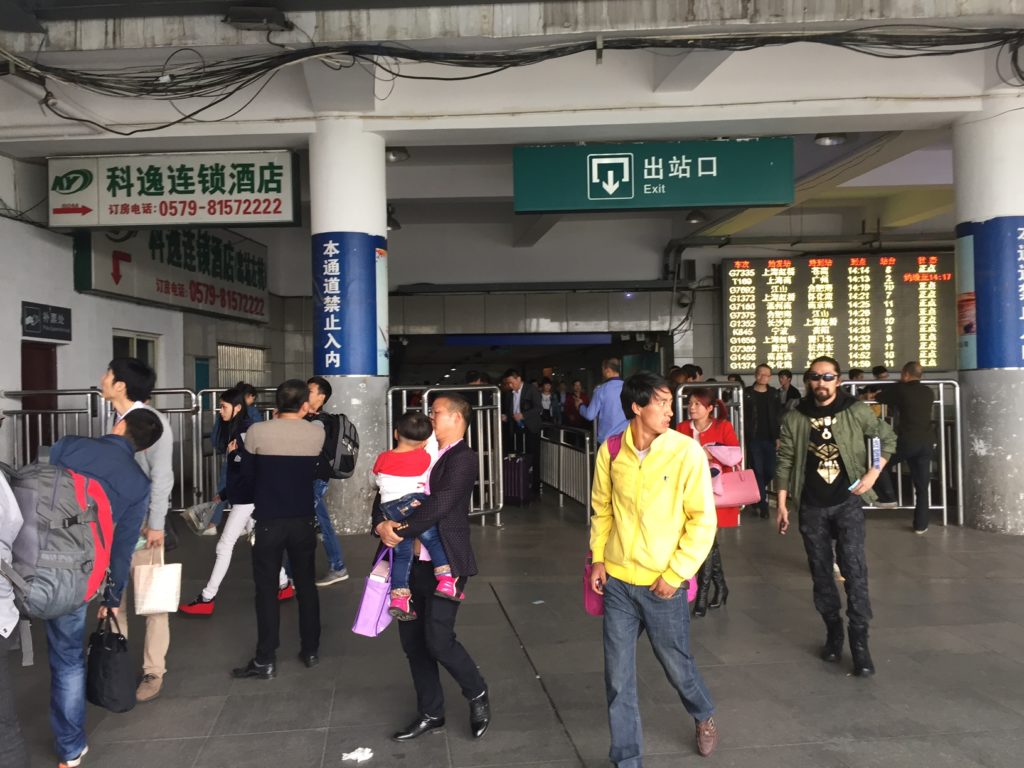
(180, 388, 289, 615)
(677, 388, 741, 616)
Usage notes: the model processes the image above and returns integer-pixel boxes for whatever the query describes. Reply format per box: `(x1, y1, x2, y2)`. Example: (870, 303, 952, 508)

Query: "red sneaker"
(434, 575, 464, 602)
(277, 584, 295, 601)
(179, 595, 214, 616)
(388, 594, 417, 621)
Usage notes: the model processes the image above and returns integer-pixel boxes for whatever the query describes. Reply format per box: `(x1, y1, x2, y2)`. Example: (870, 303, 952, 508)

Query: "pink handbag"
(584, 551, 604, 616)
(352, 549, 393, 638)
(712, 468, 761, 507)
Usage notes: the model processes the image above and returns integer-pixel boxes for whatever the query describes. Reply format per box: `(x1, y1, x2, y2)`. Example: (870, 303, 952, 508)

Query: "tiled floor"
(12, 496, 1024, 767)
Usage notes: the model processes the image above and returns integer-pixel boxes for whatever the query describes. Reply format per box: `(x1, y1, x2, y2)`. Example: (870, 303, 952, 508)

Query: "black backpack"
(318, 413, 359, 480)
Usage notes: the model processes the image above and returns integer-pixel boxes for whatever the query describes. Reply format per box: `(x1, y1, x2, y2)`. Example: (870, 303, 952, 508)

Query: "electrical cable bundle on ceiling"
(0, 24, 1022, 135)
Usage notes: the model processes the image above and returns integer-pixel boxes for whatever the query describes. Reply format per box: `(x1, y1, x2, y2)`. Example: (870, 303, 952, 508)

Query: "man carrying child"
(373, 412, 460, 620)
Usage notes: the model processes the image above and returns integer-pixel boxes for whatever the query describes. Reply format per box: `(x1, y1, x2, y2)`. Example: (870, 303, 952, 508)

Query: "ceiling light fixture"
(387, 203, 401, 232)
(685, 209, 707, 225)
(814, 133, 847, 147)
(386, 147, 411, 163)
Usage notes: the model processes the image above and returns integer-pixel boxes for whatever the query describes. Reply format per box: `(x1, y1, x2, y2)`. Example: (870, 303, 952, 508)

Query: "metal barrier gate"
(539, 425, 594, 514)
(843, 379, 963, 526)
(673, 381, 746, 465)
(3, 387, 199, 513)
(386, 385, 504, 524)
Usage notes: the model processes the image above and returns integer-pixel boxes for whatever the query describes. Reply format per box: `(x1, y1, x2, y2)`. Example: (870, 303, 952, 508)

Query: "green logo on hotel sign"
(51, 169, 94, 195)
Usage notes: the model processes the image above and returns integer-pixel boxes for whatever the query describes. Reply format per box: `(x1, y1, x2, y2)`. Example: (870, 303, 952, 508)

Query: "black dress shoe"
(469, 689, 490, 739)
(392, 714, 445, 741)
(231, 658, 275, 680)
(299, 652, 319, 668)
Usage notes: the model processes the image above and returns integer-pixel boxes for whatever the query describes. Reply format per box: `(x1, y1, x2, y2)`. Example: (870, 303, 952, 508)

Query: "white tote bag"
(133, 547, 182, 616)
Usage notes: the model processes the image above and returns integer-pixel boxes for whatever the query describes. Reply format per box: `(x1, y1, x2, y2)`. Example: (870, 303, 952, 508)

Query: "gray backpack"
(0, 461, 113, 621)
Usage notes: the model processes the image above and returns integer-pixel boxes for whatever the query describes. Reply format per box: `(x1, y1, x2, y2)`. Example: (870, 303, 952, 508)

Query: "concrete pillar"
(309, 118, 389, 533)
(953, 95, 1024, 533)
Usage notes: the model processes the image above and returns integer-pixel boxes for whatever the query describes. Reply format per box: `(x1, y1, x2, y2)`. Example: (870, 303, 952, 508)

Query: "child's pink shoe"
(388, 594, 417, 621)
(434, 575, 464, 602)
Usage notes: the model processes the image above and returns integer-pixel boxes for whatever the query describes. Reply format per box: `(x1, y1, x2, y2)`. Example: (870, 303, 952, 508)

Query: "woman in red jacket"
(562, 379, 590, 428)
(677, 388, 741, 616)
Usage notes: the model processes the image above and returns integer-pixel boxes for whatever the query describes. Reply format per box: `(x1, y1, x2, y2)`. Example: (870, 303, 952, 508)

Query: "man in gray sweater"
(100, 357, 175, 702)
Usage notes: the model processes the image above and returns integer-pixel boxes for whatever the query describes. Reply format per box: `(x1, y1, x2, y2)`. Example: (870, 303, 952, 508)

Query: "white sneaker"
(200, 524, 218, 537)
(60, 745, 88, 768)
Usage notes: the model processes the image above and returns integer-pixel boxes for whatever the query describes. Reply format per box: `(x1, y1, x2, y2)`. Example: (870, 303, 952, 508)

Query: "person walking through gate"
(775, 357, 896, 677)
(874, 361, 937, 534)
(742, 363, 782, 520)
(99, 357, 175, 703)
(590, 371, 719, 767)
(374, 393, 490, 742)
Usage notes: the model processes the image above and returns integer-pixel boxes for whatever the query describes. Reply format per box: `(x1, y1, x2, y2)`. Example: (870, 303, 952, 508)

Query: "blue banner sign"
(312, 231, 389, 376)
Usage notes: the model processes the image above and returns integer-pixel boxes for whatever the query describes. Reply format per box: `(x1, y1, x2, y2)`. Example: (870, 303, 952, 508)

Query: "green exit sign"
(513, 138, 794, 213)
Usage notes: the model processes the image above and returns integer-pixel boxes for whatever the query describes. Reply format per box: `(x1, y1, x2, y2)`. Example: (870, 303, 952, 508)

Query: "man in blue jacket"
(580, 358, 629, 445)
(45, 409, 163, 768)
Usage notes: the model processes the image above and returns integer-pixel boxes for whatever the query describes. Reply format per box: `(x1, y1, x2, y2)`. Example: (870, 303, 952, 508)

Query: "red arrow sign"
(112, 250, 132, 285)
(52, 204, 93, 216)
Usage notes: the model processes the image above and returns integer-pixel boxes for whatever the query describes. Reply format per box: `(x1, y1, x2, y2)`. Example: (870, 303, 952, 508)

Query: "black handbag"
(85, 614, 136, 713)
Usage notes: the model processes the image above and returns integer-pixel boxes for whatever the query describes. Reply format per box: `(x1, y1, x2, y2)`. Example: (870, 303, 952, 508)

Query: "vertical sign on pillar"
(955, 222, 978, 369)
(313, 231, 389, 376)
(969, 216, 1024, 369)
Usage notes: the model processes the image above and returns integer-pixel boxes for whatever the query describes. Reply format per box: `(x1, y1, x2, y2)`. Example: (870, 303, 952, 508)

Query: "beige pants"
(117, 543, 170, 677)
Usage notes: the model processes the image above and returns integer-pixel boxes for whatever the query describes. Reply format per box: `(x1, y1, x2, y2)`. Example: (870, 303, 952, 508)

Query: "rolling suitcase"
(503, 453, 533, 505)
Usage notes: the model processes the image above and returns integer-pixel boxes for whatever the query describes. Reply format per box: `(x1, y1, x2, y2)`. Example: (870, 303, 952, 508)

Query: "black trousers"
(798, 495, 872, 629)
(896, 440, 934, 532)
(252, 516, 320, 664)
(0, 633, 28, 768)
(398, 561, 486, 718)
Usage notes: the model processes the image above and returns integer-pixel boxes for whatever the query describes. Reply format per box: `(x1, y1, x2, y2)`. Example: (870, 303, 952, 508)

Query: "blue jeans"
(381, 493, 449, 591)
(603, 576, 715, 768)
(314, 479, 345, 572)
(45, 603, 88, 762)
(747, 438, 777, 513)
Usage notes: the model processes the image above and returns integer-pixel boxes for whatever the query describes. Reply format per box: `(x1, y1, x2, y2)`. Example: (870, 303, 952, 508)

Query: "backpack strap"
(606, 432, 623, 462)
(0, 558, 29, 596)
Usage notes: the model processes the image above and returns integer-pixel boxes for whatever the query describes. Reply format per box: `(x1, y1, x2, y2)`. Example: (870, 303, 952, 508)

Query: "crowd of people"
(0, 352, 938, 768)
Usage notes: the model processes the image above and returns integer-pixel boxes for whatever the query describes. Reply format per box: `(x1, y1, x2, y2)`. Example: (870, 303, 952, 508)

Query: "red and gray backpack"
(0, 461, 114, 620)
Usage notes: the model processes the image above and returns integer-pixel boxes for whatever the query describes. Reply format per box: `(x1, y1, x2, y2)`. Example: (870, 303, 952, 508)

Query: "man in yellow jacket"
(589, 371, 719, 767)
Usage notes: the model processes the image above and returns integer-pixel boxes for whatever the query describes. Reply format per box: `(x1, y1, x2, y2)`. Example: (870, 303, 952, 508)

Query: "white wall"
(0, 217, 183, 462)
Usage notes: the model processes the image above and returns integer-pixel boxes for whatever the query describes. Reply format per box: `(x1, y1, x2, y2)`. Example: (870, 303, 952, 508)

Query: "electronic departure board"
(723, 254, 956, 373)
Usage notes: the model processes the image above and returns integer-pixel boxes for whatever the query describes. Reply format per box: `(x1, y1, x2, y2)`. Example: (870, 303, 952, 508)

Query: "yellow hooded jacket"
(590, 426, 717, 588)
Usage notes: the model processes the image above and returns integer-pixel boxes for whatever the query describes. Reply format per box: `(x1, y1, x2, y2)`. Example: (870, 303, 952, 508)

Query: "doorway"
(20, 341, 58, 462)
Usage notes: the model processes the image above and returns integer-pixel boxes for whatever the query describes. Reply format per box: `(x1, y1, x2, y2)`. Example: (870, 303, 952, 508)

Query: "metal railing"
(196, 387, 278, 503)
(386, 385, 504, 525)
(674, 381, 746, 465)
(2, 387, 199, 513)
(843, 379, 963, 526)
(539, 425, 594, 516)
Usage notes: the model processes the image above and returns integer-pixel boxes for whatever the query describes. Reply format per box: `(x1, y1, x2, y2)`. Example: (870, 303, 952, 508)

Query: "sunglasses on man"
(807, 373, 839, 382)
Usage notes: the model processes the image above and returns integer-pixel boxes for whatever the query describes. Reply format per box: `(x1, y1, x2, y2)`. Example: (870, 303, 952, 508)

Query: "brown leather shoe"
(696, 716, 718, 757)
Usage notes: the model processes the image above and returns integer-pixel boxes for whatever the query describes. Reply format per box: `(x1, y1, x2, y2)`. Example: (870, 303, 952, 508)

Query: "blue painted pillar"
(954, 96, 1024, 533)
(309, 118, 389, 532)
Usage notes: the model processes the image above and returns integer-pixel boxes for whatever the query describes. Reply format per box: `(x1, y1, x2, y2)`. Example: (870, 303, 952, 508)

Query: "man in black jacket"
(501, 368, 543, 493)
(874, 361, 936, 533)
(743, 363, 783, 519)
(375, 393, 490, 742)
